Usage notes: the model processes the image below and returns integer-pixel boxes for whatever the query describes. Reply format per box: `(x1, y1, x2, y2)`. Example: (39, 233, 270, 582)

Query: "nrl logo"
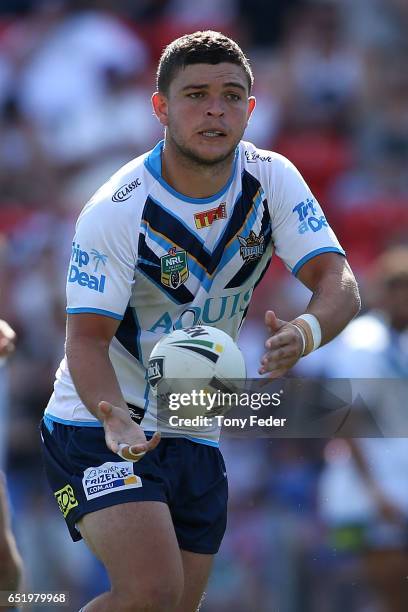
(161, 247, 189, 289)
(194, 203, 227, 229)
(238, 230, 264, 262)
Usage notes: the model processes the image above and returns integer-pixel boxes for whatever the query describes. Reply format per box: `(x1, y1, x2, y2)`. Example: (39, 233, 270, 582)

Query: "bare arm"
(297, 253, 361, 346)
(260, 253, 361, 377)
(66, 313, 160, 459)
(66, 313, 128, 417)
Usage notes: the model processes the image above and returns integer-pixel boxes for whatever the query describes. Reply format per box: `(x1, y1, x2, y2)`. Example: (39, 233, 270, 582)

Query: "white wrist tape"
(291, 323, 306, 355)
(291, 314, 322, 356)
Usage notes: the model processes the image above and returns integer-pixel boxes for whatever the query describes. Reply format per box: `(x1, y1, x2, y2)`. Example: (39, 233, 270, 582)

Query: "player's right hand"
(98, 400, 161, 461)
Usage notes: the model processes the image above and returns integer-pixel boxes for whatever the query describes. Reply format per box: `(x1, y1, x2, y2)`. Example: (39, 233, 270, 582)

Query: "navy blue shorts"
(40, 417, 228, 554)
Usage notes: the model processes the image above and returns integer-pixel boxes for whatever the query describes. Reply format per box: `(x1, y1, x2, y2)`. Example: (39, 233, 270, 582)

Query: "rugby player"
(41, 31, 360, 611)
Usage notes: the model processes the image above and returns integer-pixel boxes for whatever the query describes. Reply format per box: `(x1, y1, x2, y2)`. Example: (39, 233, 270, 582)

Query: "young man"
(41, 31, 360, 611)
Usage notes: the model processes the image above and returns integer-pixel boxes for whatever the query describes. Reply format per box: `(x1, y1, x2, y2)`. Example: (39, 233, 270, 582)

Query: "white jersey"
(45, 139, 344, 445)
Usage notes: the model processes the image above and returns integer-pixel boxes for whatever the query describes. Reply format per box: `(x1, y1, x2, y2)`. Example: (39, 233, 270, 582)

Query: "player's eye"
(226, 93, 241, 102)
(187, 92, 204, 99)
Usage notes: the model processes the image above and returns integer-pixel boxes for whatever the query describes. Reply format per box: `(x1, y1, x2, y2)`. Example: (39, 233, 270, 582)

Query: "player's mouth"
(198, 130, 227, 138)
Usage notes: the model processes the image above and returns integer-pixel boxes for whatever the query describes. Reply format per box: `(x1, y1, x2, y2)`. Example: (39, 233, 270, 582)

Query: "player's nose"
(205, 98, 225, 117)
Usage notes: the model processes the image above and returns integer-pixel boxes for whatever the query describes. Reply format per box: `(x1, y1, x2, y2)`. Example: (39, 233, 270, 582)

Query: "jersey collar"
(144, 140, 239, 205)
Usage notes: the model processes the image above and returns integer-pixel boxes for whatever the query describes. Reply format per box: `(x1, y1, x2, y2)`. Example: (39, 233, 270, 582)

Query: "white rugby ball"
(147, 325, 246, 418)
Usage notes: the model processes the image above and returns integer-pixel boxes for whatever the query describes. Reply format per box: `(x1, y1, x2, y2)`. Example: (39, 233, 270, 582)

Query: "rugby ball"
(147, 325, 246, 418)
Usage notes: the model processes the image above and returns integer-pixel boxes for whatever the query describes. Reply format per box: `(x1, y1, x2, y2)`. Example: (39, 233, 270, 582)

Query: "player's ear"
(246, 96, 256, 124)
(152, 92, 169, 127)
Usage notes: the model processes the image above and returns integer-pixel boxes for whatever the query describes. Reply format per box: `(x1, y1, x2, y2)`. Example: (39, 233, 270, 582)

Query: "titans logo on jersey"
(45, 140, 345, 445)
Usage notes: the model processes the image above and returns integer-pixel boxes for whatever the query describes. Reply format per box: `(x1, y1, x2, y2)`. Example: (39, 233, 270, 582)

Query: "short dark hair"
(156, 31, 254, 95)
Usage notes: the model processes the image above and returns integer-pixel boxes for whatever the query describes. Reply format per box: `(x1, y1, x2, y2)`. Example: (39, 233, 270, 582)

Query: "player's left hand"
(259, 310, 303, 378)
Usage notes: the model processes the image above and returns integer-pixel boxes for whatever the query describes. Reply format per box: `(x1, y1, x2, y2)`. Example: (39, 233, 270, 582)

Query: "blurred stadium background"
(0, 0, 407, 610)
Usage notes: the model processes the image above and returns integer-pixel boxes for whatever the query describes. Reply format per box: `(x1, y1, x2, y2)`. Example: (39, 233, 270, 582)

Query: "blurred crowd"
(0, 0, 407, 610)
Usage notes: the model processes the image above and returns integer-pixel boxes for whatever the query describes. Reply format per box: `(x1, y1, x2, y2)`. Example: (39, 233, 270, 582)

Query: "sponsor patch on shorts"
(54, 484, 79, 517)
(82, 461, 142, 500)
